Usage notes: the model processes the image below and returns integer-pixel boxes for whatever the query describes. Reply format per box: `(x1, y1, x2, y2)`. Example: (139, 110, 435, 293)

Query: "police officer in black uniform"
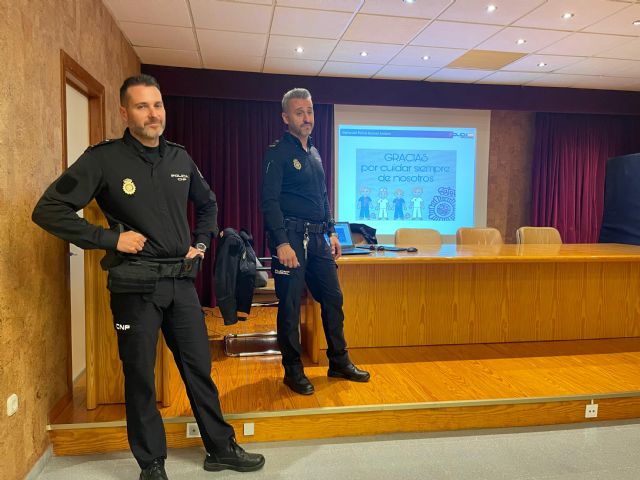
(32, 75, 264, 480)
(261, 88, 370, 395)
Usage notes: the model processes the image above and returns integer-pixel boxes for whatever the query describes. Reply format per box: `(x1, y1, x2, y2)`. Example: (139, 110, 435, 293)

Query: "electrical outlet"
(243, 422, 255, 436)
(6, 394, 18, 416)
(186, 422, 201, 438)
(585, 403, 598, 418)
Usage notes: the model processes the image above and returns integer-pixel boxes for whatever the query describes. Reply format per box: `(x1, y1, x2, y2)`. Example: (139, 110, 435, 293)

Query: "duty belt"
(284, 218, 328, 234)
(133, 257, 201, 278)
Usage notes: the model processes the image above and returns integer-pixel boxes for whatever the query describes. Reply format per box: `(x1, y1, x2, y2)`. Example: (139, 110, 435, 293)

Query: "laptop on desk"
(331, 222, 371, 255)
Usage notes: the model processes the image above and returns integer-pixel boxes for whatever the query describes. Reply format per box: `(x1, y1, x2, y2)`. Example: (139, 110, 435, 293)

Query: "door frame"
(49, 51, 105, 419)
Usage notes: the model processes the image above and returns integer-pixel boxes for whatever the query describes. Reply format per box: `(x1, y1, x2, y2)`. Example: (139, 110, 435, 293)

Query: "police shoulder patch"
(85, 139, 116, 151)
(166, 140, 186, 149)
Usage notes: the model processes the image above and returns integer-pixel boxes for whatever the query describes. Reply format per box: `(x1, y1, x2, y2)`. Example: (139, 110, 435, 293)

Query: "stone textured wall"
(0, 1, 138, 478)
(488, 111, 536, 243)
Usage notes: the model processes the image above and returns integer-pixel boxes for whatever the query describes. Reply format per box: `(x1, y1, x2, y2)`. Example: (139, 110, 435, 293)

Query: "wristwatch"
(195, 242, 207, 253)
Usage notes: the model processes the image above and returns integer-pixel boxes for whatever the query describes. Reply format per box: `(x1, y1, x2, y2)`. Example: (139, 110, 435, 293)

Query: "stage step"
(49, 394, 640, 456)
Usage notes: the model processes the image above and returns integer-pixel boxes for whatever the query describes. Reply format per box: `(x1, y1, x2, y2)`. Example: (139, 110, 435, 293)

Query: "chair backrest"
(394, 228, 441, 246)
(456, 227, 503, 245)
(516, 226, 562, 244)
(351, 232, 366, 246)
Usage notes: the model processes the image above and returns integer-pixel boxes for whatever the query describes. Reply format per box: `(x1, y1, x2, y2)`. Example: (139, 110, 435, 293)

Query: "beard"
(289, 122, 313, 139)
(133, 121, 165, 140)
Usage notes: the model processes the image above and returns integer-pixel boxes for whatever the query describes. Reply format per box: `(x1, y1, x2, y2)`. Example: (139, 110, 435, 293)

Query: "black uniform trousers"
(110, 278, 235, 469)
(271, 229, 350, 370)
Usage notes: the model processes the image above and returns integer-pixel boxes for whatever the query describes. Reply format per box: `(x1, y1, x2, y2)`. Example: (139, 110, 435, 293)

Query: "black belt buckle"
(180, 262, 192, 277)
(177, 257, 201, 278)
(177, 259, 193, 278)
(307, 222, 326, 234)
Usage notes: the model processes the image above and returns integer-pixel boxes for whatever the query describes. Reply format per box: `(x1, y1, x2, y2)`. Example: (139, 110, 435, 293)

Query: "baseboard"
(23, 445, 52, 480)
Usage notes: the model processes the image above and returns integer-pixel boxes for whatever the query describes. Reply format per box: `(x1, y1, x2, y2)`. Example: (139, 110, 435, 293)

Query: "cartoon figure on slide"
(357, 186, 372, 220)
(377, 187, 389, 220)
(393, 188, 406, 220)
(411, 187, 423, 220)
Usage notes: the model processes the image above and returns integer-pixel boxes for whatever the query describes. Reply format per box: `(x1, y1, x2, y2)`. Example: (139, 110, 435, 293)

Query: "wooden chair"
(351, 232, 366, 246)
(516, 226, 562, 244)
(456, 227, 503, 245)
(394, 228, 441, 246)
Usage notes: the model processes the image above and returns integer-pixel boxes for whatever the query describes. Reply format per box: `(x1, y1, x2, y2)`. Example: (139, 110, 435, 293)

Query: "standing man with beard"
(261, 88, 370, 395)
(32, 75, 264, 479)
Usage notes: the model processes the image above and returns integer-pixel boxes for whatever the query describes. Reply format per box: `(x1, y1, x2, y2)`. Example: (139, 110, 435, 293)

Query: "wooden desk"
(302, 244, 640, 363)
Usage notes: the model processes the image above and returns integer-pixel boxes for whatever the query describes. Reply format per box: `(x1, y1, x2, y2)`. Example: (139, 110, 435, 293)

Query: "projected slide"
(337, 125, 477, 235)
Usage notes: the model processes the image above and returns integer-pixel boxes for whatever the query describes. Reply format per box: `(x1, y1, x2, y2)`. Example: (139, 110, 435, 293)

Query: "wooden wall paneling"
(61, 51, 106, 410)
(84, 202, 111, 409)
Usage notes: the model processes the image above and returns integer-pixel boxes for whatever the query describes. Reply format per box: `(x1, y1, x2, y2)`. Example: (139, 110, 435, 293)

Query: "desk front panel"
(311, 244, 640, 352)
(339, 261, 640, 348)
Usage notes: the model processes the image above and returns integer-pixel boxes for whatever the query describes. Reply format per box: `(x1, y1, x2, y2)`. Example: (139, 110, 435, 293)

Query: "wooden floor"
(49, 307, 640, 455)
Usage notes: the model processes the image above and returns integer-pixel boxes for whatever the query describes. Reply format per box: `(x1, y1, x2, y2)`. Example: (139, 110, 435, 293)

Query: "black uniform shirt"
(261, 132, 335, 247)
(32, 129, 218, 258)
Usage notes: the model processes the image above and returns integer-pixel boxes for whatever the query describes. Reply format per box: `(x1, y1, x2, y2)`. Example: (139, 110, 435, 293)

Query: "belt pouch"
(180, 256, 201, 279)
(107, 261, 160, 294)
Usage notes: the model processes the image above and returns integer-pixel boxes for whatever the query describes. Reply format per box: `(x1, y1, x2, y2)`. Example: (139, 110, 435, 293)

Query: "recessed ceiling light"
(422, 55, 430, 60)
(487, 4, 497, 13)
(295, 47, 304, 53)
(633, 20, 640, 26)
(403, 0, 416, 4)
(360, 51, 368, 57)
(516, 38, 527, 45)
(562, 12, 574, 19)
(537, 62, 547, 67)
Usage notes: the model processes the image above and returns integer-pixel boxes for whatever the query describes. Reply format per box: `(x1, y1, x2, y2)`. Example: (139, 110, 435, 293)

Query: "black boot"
(140, 458, 168, 480)
(328, 363, 370, 382)
(283, 365, 314, 395)
(204, 440, 265, 472)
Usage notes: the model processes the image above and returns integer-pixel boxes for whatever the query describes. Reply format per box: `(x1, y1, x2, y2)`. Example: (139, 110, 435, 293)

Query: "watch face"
(196, 243, 207, 252)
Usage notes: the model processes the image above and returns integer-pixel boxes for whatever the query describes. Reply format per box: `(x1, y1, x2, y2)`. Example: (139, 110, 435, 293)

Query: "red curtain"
(163, 96, 334, 306)
(531, 113, 640, 243)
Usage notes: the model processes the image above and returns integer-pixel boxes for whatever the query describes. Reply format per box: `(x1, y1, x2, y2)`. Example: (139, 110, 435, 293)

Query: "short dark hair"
(119, 74, 161, 106)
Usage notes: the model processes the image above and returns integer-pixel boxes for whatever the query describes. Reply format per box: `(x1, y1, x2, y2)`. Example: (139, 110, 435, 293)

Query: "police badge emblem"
(122, 178, 136, 195)
(293, 159, 302, 170)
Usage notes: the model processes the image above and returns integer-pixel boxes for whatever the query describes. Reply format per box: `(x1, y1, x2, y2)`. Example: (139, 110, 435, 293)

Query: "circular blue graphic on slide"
(428, 195, 455, 221)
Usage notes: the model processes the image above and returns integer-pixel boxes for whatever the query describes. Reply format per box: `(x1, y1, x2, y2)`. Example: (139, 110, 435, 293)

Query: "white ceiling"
(103, 0, 640, 91)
